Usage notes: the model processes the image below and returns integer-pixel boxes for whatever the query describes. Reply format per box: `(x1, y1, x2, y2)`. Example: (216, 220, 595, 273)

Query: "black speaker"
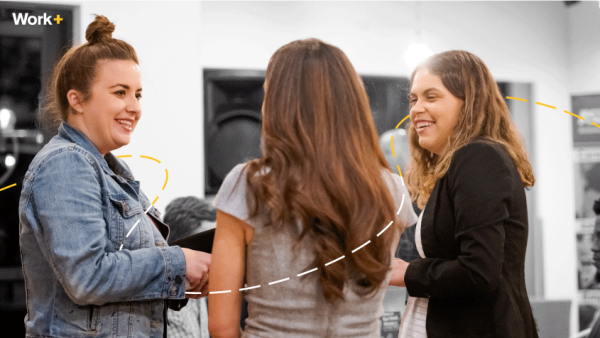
(203, 70, 411, 194)
(204, 69, 265, 194)
(362, 76, 411, 134)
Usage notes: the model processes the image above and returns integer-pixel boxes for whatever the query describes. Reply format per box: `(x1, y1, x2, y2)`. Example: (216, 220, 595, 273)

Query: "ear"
(66, 89, 84, 114)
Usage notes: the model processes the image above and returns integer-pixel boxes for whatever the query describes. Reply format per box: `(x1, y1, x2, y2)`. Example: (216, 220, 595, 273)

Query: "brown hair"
(243, 38, 400, 304)
(41, 15, 138, 128)
(405, 50, 535, 208)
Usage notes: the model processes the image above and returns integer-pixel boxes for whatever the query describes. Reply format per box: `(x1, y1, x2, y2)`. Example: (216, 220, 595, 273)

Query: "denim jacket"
(19, 122, 187, 337)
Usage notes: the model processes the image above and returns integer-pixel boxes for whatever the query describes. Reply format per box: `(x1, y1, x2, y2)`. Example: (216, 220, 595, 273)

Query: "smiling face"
(72, 59, 142, 155)
(408, 69, 463, 155)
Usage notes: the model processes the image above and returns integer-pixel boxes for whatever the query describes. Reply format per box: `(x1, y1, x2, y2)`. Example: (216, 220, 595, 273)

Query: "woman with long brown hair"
(207, 38, 417, 337)
(390, 50, 538, 337)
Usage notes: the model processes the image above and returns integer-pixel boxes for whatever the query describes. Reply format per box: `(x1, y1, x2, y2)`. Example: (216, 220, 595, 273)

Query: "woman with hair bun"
(19, 15, 210, 338)
(389, 50, 538, 337)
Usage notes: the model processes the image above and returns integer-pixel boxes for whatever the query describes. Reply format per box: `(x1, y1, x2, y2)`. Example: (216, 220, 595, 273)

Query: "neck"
(66, 115, 107, 156)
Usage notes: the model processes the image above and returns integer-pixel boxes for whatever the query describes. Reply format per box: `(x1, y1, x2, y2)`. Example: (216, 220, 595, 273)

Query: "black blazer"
(405, 141, 538, 338)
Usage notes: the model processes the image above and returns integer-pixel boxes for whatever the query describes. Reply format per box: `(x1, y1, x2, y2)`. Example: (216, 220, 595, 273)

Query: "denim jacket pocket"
(109, 196, 147, 250)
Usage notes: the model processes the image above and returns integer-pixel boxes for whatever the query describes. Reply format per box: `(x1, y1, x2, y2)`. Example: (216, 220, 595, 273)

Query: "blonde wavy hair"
(405, 50, 535, 209)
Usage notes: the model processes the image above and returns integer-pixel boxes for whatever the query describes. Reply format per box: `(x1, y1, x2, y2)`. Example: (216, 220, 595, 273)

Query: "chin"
(418, 141, 433, 153)
(115, 138, 131, 149)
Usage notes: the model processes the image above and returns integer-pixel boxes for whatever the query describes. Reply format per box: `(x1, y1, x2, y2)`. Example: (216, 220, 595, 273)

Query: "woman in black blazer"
(390, 50, 538, 338)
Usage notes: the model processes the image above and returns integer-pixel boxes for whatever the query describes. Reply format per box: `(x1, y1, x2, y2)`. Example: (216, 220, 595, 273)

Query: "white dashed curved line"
(240, 285, 261, 291)
(119, 205, 154, 251)
(268, 277, 290, 285)
(325, 255, 346, 266)
(297, 268, 318, 277)
(377, 221, 394, 237)
(125, 220, 141, 238)
(396, 194, 405, 215)
(352, 240, 371, 253)
(194, 192, 410, 296)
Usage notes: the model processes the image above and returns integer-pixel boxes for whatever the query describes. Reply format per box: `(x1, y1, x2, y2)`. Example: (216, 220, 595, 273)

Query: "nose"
(410, 99, 425, 120)
(127, 95, 141, 116)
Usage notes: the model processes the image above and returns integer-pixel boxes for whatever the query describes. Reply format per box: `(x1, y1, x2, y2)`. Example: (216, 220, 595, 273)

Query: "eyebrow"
(110, 84, 142, 91)
(408, 87, 440, 98)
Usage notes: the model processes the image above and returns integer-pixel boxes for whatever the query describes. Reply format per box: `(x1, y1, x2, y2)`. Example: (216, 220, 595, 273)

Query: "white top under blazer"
(398, 209, 428, 338)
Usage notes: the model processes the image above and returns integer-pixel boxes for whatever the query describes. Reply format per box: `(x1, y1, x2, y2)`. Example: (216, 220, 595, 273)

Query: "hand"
(186, 281, 209, 299)
(389, 258, 409, 287)
(181, 248, 211, 293)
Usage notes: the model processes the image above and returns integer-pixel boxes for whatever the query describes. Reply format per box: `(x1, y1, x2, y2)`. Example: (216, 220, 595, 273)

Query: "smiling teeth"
(118, 120, 132, 130)
(417, 122, 433, 129)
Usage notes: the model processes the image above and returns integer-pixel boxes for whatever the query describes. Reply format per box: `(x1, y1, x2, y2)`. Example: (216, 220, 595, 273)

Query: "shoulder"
(381, 169, 419, 227)
(380, 169, 407, 203)
(449, 140, 513, 174)
(446, 140, 517, 190)
(28, 137, 98, 180)
(452, 140, 510, 162)
(219, 163, 250, 195)
(212, 163, 252, 221)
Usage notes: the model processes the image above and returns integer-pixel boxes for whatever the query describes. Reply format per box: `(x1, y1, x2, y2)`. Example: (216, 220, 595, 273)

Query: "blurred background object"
(0, 2, 74, 336)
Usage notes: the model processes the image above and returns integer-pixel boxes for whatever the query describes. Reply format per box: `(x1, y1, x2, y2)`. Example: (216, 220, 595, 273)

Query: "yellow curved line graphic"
(506, 96, 528, 102)
(117, 155, 166, 206)
(396, 165, 403, 177)
(162, 169, 169, 190)
(535, 102, 556, 109)
(391, 135, 396, 158)
(0, 183, 16, 192)
(395, 115, 410, 129)
(592, 122, 600, 129)
(564, 110, 585, 120)
(140, 155, 161, 164)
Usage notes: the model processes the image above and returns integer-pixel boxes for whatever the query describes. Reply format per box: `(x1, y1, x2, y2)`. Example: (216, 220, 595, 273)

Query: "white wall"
(569, 1, 600, 94)
(202, 0, 577, 332)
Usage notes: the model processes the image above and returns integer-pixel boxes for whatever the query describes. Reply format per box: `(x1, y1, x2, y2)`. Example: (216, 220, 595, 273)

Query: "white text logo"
(12, 13, 63, 25)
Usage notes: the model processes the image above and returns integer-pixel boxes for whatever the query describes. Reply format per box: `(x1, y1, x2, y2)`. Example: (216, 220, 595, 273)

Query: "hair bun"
(85, 15, 115, 45)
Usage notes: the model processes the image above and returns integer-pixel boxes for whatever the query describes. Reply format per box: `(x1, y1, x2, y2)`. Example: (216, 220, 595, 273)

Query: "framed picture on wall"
(572, 94, 600, 147)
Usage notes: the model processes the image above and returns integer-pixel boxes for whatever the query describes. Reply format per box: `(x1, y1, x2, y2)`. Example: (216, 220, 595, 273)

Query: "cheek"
(446, 105, 462, 131)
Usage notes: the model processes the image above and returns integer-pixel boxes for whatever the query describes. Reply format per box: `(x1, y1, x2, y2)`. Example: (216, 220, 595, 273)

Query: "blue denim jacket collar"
(58, 122, 135, 181)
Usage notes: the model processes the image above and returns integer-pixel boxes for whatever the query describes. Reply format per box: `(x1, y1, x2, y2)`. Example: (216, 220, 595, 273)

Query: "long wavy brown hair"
(405, 50, 535, 208)
(243, 39, 400, 303)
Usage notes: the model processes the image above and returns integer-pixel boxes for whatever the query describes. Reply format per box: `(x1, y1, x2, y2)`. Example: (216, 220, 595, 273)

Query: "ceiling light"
(404, 43, 433, 71)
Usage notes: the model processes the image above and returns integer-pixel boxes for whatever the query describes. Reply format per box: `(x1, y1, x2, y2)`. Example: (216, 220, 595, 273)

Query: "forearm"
(56, 245, 186, 305)
(209, 326, 242, 338)
(404, 256, 500, 299)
